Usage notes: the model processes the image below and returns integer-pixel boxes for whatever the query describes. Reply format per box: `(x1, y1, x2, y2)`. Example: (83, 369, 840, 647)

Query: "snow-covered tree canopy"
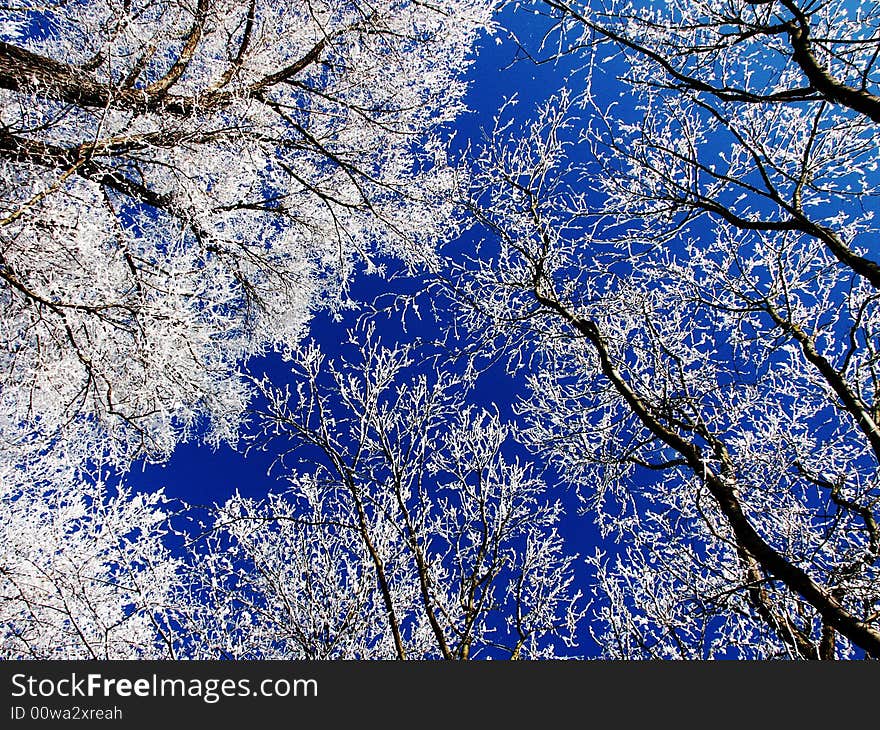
(0, 0, 493, 475)
(0, 457, 181, 659)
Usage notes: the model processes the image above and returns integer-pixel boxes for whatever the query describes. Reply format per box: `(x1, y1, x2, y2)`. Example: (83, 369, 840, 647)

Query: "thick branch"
(0, 33, 327, 116)
(780, 0, 880, 123)
(0, 132, 172, 210)
(0, 41, 190, 114)
(144, 0, 210, 97)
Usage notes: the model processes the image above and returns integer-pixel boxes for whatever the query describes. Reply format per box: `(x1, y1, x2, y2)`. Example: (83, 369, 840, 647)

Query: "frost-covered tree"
(0, 329, 586, 660)
(0, 454, 181, 658)
(178, 332, 584, 659)
(451, 0, 880, 658)
(0, 0, 493, 479)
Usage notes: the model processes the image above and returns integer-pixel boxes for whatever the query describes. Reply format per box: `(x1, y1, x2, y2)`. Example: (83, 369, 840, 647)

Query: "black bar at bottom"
(0, 660, 874, 726)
